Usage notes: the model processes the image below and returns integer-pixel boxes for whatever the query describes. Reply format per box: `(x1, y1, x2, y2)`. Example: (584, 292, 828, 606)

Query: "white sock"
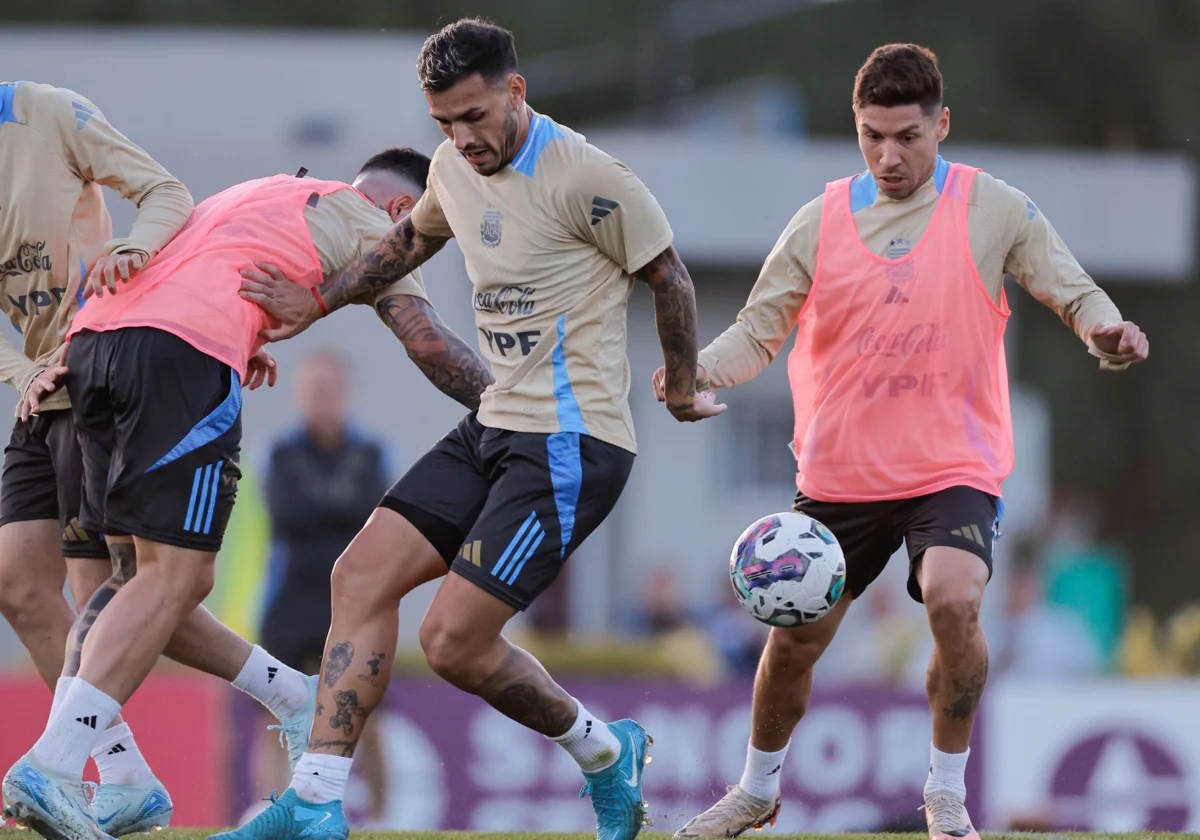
(232, 645, 311, 719)
(48, 676, 76, 723)
(925, 744, 969, 799)
(738, 742, 789, 803)
(550, 700, 621, 773)
(32, 678, 121, 779)
(91, 722, 155, 787)
(291, 753, 353, 804)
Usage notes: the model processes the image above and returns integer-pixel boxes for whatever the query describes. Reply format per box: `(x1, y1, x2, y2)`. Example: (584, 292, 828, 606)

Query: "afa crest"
(481, 207, 503, 248)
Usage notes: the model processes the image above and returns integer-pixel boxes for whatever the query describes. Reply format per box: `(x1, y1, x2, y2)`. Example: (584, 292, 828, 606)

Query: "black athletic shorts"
(67, 328, 242, 553)
(0, 410, 108, 559)
(794, 485, 1003, 603)
(380, 412, 635, 611)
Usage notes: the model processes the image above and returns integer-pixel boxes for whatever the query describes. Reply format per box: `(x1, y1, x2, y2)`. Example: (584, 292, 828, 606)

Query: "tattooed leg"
(63, 539, 138, 677)
(919, 546, 991, 753)
(420, 573, 578, 738)
(306, 510, 446, 759)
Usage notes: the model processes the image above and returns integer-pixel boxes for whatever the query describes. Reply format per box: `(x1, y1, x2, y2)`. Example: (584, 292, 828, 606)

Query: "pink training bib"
(69, 174, 353, 381)
(788, 163, 1014, 502)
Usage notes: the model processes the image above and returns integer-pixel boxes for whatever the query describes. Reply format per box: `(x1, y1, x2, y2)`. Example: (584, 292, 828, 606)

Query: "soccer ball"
(729, 512, 847, 627)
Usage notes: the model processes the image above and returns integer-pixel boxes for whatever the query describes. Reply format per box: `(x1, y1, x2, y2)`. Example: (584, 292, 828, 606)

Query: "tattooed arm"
(634, 247, 726, 422)
(239, 217, 450, 342)
(375, 294, 494, 410)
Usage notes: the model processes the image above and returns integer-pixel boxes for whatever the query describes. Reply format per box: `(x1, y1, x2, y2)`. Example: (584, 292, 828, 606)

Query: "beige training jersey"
(410, 111, 674, 453)
(0, 81, 194, 412)
(698, 157, 1126, 388)
(304, 188, 428, 304)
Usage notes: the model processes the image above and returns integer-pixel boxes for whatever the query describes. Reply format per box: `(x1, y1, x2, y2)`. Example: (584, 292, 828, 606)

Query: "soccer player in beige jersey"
(220, 18, 719, 840)
(663, 46, 1148, 839)
(0, 80, 193, 836)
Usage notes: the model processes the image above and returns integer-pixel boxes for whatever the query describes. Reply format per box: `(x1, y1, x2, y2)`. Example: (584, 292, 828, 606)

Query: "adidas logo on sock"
(107, 744, 127, 755)
(584, 719, 593, 738)
(267, 666, 278, 684)
(76, 715, 98, 729)
(590, 197, 619, 226)
(884, 285, 910, 304)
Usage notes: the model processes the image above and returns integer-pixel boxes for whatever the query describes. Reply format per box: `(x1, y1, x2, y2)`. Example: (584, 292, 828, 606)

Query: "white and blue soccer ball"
(729, 512, 847, 627)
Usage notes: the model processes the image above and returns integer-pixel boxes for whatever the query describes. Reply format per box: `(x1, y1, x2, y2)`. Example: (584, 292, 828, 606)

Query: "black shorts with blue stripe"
(380, 412, 634, 611)
(67, 328, 242, 553)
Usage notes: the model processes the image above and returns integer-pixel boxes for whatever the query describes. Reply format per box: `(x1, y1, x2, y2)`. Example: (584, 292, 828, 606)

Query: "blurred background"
(2, 0, 1199, 833)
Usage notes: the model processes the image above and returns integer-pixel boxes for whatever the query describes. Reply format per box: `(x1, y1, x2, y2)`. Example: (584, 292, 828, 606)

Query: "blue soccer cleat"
(268, 674, 319, 771)
(2, 753, 111, 840)
(89, 778, 173, 836)
(208, 788, 347, 840)
(578, 719, 653, 840)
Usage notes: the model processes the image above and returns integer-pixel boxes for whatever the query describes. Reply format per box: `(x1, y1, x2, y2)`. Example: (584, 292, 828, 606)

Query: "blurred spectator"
(249, 350, 392, 823)
(989, 542, 1103, 680)
(1041, 495, 1129, 667)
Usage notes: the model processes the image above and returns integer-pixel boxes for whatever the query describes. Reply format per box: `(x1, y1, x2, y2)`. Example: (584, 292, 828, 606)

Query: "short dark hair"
(357, 146, 431, 189)
(416, 18, 518, 93)
(853, 44, 944, 115)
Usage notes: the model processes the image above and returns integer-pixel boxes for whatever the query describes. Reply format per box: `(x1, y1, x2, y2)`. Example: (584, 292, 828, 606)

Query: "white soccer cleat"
(924, 790, 980, 840)
(674, 784, 780, 838)
(89, 779, 173, 836)
(2, 753, 112, 840)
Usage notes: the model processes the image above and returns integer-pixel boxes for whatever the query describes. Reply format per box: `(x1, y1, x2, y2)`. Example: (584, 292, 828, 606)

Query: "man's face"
(295, 357, 348, 436)
(427, 73, 525, 176)
(856, 103, 949, 200)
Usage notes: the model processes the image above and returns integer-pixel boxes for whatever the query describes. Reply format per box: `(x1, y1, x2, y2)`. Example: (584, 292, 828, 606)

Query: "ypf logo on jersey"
(480, 207, 503, 248)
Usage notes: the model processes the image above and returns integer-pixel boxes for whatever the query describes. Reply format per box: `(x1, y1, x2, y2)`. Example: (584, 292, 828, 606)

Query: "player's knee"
(924, 587, 981, 640)
(767, 627, 828, 674)
(418, 618, 478, 685)
(330, 550, 390, 610)
(0, 552, 56, 617)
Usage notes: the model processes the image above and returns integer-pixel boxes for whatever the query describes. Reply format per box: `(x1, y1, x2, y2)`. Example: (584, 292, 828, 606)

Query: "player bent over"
(3, 148, 484, 840)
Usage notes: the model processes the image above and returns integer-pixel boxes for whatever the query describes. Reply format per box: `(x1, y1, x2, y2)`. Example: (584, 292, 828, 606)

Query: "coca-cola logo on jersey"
(0, 242, 52, 279)
(856, 321, 948, 358)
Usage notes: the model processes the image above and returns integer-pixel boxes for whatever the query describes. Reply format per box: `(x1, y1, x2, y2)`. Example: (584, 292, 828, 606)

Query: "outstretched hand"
(1089, 321, 1149, 367)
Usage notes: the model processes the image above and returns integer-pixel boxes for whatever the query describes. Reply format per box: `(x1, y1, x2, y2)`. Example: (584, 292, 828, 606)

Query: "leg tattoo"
(475, 646, 578, 737)
(64, 543, 138, 677)
(329, 689, 366, 736)
(942, 659, 989, 720)
(359, 651, 385, 687)
(323, 642, 355, 688)
(308, 738, 356, 758)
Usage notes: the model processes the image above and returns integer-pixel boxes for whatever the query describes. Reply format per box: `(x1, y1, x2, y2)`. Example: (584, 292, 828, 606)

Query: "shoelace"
(922, 792, 971, 832)
(266, 724, 288, 751)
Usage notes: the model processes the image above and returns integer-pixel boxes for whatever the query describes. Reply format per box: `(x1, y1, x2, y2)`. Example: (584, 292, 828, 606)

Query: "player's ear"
(937, 106, 950, 143)
(508, 73, 526, 109)
(389, 194, 414, 223)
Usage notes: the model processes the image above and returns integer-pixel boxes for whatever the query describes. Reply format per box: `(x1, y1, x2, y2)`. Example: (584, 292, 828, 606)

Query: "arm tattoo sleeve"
(318, 217, 449, 315)
(633, 246, 699, 404)
(375, 294, 494, 411)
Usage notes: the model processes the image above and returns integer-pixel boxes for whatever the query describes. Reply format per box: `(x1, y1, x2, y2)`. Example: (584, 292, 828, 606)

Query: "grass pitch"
(47, 832, 1200, 840)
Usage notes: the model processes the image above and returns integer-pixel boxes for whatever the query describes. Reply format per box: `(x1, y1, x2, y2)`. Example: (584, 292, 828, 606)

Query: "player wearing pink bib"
(3, 149, 491, 840)
(666, 45, 1148, 839)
